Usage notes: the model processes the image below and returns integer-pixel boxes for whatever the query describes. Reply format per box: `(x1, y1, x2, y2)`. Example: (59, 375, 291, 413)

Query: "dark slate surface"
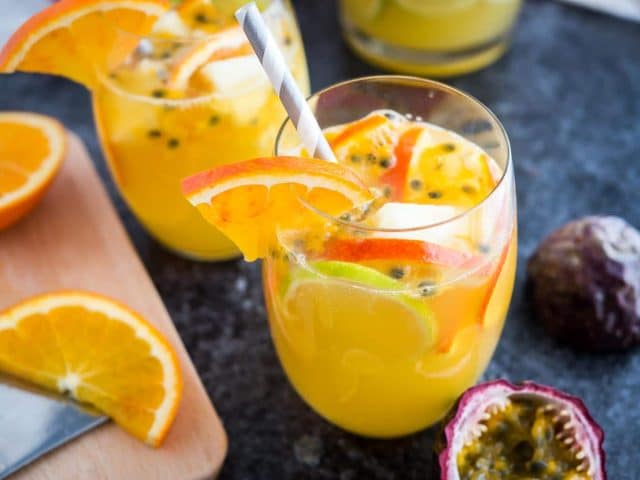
(1, 1, 639, 478)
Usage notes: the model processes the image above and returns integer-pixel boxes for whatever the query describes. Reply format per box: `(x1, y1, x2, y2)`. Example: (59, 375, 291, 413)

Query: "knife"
(0, 375, 107, 479)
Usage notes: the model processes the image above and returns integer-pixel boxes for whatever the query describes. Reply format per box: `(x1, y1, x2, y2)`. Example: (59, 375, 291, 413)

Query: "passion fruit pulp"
(437, 380, 606, 480)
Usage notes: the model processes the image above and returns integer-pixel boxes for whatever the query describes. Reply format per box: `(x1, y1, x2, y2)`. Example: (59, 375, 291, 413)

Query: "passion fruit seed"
(428, 190, 443, 200)
(442, 143, 456, 152)
(194, 13, 209, 24)
(389, 267, 405, 279)
(457, 397, 590, 479)
(379, 158, 391, 168)
(167, 138, 180, 149)
(209, 115, 220, 126)
(151, 88, 166, 98)
(410, 179, 423, 191)
(148, 129, 162, 139)
(418, 280, 437, 297)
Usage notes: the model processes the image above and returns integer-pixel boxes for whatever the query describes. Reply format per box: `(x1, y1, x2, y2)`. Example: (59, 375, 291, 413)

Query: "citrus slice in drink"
(322, 237, 475, 268)
(403, 126, 500, 208)
(0, 291, 182, 447)
(0, 112, 67, 230)
(357, 0, 385, 19)
(394, 0, 475, 16)
(282, 261, 435, 363)
(166, 26, 251, 90)
(182, 157, 374, 261)
(0, 0, 169, 87)
(326, 112, 406, 187)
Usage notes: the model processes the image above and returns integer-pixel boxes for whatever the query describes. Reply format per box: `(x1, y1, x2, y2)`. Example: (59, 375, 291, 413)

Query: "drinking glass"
(339, 0, 523, 77)
(92, 0, 309, 260)
(264, 76, 517, 436)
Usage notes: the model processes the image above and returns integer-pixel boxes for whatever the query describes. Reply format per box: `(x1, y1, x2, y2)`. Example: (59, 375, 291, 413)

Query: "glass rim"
(274, 75, 513, 234)
(94, 0, 290, 105)
(100, 0, 280, 42)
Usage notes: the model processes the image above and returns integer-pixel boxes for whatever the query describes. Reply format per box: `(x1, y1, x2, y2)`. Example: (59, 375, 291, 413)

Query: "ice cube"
(199, 55, 271, 124)
(371, 202, 473, 251)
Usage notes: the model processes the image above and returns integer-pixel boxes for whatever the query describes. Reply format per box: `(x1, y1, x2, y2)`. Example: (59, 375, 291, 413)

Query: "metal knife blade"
(0, 375, 107, 479)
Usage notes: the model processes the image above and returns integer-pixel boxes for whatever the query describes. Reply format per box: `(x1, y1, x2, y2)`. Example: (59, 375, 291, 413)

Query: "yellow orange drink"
(339, 0, 522, 76)
(93, 0, 309, 259)
(266, 78, 517, 436)
(183, 77, 516, 436)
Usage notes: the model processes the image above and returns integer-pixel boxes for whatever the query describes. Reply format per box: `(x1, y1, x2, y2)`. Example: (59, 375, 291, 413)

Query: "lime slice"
(395, 0, 475, 16)
(281, 260, 436, 362)
(359, 0, 385, 19)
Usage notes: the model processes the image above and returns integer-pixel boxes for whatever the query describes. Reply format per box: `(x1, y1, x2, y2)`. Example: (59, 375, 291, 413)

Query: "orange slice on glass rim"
(0, 291, 182, 447)
(0, 112, 67, 230)
(0, 0, 169, 87)
(182, 156, 374, 261)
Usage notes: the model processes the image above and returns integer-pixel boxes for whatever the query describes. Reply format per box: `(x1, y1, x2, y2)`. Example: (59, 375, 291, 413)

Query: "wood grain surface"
(0, 133, 227, 479)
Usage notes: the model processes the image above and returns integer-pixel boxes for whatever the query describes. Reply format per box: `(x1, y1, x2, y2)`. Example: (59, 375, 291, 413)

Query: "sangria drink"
(183, 77, 516, 436)
(93, 0, 309, 260)
(339, 0, 522, 77)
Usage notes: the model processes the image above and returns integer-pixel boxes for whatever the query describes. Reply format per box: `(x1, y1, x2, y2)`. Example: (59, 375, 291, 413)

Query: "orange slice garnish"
(182, 157, 374, 261)
(0, 291, 183, 446)
(0, 0, 169, 87)
(0, 112, 67, 230)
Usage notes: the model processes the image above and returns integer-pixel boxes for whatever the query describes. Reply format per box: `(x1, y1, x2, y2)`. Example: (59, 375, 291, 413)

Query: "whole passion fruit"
(528, 216, 640, 352)
(436, 380, 606, 480)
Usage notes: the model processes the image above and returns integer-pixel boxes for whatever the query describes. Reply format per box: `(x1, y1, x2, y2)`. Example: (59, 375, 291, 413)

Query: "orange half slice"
(0, 112, 67, 230)
(182, 157, 374, 261)
(0, 0, 169, 87)
(0, 291, 183, 446)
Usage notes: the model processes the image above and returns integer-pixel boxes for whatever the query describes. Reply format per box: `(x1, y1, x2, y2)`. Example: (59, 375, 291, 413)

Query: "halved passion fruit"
(436, 380, 606, 480)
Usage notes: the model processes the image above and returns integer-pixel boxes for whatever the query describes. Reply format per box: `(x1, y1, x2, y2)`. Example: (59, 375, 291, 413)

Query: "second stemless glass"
(339, 0, 523, 77)
(265, 77, 517, 437)
(92, 0, 309, 260)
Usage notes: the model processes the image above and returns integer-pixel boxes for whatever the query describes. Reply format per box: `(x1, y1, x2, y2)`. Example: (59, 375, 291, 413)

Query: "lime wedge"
(359, 0, 385, 19)
(281, 261, 436, 362)
(395, 0, 474, 16)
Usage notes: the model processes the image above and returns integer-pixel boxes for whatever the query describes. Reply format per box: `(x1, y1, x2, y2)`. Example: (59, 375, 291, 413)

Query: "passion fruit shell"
(436, 380, 606, 480)
(527, 216, 640, 352)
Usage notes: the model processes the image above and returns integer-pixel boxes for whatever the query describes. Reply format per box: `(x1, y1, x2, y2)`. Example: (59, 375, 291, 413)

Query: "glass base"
(342, 23, 510, 77)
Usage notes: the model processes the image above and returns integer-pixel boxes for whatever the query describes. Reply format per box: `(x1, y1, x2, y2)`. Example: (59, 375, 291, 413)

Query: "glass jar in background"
(339, 0, 523, 77)
(92, 0, 309, 260)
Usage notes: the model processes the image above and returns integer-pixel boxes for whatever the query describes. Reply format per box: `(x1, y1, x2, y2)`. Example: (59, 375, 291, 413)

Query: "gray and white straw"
(235, 2, 337, 163)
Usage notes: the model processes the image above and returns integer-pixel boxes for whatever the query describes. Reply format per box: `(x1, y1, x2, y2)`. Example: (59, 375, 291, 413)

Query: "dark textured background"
(1, 0, 639, 478)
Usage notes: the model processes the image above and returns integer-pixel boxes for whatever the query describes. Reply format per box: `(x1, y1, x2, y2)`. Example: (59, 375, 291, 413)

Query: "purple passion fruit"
(528, 216, 640, 352)
(436, 380, 606, 480)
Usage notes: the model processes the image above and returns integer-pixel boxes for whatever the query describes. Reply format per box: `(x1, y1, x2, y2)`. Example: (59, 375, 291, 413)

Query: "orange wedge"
(182, 157, 374, 261)
(0, 0, 169, 87)
(326, 112, 406, 187)
(0, 112, 67, 230)
(166, 26, 250, 90)
(0, 291, 182, 447)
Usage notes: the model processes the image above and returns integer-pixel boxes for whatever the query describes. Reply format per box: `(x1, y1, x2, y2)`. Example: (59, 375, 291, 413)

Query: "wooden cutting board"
(0, 133, 227, 479)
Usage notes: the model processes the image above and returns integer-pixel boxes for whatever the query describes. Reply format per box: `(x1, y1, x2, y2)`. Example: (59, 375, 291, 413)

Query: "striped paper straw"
(235, 3, 337, 163)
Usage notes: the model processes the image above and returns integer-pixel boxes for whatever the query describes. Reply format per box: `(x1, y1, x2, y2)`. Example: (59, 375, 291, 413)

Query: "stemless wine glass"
(339, 0, 523, 77)
(265, 76, 517, 436)
(92, 0, 309, 260)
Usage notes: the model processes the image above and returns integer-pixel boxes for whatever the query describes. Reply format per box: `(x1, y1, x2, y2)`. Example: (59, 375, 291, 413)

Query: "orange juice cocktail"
(93, 0, 309, 260)
(339, 0, 522, 76)
(264, 77, 517, 436)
